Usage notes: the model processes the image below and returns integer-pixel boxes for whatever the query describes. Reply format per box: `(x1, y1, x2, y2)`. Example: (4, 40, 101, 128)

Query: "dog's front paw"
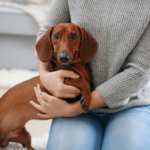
(80, 95, 90, 111)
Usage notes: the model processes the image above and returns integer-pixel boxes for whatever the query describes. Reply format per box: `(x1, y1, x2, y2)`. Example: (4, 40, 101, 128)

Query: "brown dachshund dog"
(0, 23, 97, 149)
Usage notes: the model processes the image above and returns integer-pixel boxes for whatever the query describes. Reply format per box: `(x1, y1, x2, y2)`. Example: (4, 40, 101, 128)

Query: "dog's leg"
(64, 78, 91, 110)
(9, 127, 34, 150)
(0, 138, 9, 148)
(0, 76, 49, 149)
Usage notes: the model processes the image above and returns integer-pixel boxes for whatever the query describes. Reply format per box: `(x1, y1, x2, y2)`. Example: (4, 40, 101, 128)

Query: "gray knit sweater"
(36, 0, 150, 113)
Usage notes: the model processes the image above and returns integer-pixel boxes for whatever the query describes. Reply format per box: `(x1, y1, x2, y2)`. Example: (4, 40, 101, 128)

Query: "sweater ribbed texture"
(36, 0, 150, 113)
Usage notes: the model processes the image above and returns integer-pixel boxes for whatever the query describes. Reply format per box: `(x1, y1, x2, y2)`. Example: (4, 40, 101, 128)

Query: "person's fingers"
(29, 101, 45, 113)
(63, 84, 81, 94)
(34, 86, 43, 105)
(34, 87, 39, 99)
(37, 113, 52, 119)
(41, 92, 53, 102)
(40, 89, 78, 99)
(59, 70, 80, 79)
(59, 93, 80, 98)
(36, 84, 49, 106)
(53, 90, 80, 98)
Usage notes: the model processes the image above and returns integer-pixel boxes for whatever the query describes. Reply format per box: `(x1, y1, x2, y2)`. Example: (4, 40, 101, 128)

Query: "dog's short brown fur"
(0, 23, 97, 149)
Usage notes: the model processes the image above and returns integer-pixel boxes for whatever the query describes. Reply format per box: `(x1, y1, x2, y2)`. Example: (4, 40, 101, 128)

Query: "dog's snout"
(59, 52, 70, 63)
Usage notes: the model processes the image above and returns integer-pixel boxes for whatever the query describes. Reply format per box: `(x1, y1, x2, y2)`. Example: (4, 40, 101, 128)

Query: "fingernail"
(75, 74, 80, 78)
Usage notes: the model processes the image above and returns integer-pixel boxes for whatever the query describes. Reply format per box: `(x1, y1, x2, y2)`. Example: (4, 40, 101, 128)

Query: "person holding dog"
(30, 0, 150, 150)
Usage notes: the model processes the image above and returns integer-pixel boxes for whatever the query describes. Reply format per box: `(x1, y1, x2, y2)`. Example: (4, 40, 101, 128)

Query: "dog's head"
(36, 23, 97, 67)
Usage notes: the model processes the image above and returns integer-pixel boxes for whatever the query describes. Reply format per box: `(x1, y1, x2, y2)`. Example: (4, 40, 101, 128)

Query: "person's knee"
(47, 113, 104, 150)
(102, 106, 150, 150)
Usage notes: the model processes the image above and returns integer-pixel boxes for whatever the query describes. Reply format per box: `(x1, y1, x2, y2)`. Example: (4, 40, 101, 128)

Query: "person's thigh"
(46, 113, 104, 150)
(101, 105, 150, 150)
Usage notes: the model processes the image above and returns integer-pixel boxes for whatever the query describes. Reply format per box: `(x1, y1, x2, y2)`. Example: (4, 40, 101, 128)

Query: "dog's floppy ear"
(36, 27, 54, 62)
(78, 26, 97, 63)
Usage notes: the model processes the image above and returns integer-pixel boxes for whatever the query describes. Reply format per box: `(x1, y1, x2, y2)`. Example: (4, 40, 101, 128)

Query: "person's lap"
(101, 105, 150, 150)
(46, 112, 104, 150)
(46, 105, 150, 150)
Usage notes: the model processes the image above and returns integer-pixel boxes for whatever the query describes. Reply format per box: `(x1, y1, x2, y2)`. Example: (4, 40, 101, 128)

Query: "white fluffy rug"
(0, 69, 50, 150)
(0, 69, 39, 88)
(2, 134, 49, 150)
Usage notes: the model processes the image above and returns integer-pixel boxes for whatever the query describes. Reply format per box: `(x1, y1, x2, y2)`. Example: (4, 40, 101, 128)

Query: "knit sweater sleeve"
(96, 22, 150, 109)
(36, 0, 70, 43)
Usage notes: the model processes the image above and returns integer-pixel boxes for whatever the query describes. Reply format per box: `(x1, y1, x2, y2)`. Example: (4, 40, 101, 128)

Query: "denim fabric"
(46, 105, 150, 150)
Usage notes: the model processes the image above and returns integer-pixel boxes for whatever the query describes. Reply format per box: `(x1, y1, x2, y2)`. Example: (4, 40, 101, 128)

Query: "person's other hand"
(40, 70, 81, 98)
(30, 84, 80, 119)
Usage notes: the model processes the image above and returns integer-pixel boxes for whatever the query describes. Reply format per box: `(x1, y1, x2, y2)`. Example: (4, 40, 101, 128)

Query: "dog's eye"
(54, 34, 59, 41)
(71, 33, 77, 40)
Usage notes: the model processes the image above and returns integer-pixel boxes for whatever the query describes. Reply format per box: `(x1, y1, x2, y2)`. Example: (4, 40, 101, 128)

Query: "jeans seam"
(99, 127, 105, 150)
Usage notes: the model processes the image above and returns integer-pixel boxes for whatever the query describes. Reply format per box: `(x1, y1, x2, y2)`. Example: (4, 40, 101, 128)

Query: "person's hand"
(40, 70, 81, 98)
(30, 84, 83, 119)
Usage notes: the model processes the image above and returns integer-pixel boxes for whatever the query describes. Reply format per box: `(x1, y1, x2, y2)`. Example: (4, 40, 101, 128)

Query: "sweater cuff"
(96, 83, 131, 109)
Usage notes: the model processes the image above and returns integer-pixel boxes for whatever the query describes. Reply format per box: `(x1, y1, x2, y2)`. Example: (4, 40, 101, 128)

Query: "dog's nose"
(59, 52, 70, 63)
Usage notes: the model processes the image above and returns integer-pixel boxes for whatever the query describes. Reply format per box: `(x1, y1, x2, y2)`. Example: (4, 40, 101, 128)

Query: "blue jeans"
(46, 105, 150, 150)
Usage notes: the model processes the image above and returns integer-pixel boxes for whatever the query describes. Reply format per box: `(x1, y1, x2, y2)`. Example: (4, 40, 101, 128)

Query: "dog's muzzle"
(59, 52, 76, 67)
(59, 52, 70, 63)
